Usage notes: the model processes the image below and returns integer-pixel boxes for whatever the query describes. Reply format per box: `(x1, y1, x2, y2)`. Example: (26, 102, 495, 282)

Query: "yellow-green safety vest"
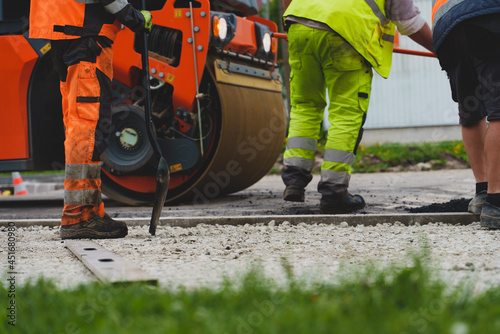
(284, 0, 395, 78)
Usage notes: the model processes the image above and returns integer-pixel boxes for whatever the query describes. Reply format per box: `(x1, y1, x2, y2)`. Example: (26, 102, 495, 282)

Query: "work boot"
(60, 214, 128, 239)
(320, 193, 366, 214)
(318, 182, 365, 214)
(480, 202, 500, 229)
(282, 166, 312, 202)
(283, 185, 305, 202)
(468, 190, 486, 214)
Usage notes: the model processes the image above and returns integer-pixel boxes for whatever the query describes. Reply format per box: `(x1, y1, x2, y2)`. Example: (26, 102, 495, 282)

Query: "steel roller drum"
(101, 57, 286, 205)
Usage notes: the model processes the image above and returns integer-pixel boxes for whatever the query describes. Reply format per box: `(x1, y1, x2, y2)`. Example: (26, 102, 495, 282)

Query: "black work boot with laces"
(283, 185, 305, 202)
(60, 214, 128, 239)
(318, 182, 365, 214)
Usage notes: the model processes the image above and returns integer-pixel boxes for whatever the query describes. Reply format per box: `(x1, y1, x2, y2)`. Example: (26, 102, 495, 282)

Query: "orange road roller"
(0, 0, 286, 205)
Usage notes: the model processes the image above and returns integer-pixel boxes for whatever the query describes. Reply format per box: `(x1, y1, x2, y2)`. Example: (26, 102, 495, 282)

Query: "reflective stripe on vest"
(74, 0, 127, 14)
(101, 0, 129, 15)
(432, 0, 464, 28)
(64, 164, 102, 206)
(284, 0, 395, 78)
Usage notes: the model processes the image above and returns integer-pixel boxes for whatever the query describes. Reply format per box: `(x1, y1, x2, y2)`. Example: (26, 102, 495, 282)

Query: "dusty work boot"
(320, 193, 366, 214)
(60, 214, 128, 239)
(283, 185, 305, 202)
(282, 166, 312, 202)
(318, 182, 365, 214)
(468, 190, 487, 214)
(480, 202, 500, 229)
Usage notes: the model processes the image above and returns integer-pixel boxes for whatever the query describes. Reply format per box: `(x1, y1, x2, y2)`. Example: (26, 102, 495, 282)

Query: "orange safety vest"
(432, 0, 450, 23)
(29, 0, 121, 41)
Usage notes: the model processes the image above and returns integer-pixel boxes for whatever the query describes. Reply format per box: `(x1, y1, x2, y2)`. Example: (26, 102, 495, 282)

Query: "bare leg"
(485, 120, 500, 193)
(462, 118, 487, 183)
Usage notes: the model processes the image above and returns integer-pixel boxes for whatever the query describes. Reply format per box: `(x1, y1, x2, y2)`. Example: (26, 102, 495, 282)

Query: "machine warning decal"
(166, 73, 175, 83)
(174, 10, 182, 18)
(170, 164, 182, 173)
(40, 43, 51, 55)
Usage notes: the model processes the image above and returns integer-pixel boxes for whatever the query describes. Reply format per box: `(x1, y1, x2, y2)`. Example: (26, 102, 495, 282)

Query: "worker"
(29, 0, 152, 239)
(432, 1, 500, 229)
(281, 0, 433, 214)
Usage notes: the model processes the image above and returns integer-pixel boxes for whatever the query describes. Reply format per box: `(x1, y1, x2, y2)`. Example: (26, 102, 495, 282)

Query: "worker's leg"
(442, 23, 489, 214)
(56, 37, 126, 238)
(477, 74, 500, 227)
(485, 121, 500, 193)
(317, 30, 372, 214)
(470, 20, 500, 227)
(282, 24, 326, 201)
(462, 120, 487, 183)
(60, 60, 105, 226)
(461, 120, 488, 213)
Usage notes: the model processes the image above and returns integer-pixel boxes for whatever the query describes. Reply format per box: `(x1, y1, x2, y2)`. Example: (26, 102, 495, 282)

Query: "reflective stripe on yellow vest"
(29, 0, 121, 41)
(284, 0, 395, 78)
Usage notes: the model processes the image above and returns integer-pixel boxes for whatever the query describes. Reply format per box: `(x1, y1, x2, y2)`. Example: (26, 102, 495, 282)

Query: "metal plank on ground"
(65, 240, 157, 285)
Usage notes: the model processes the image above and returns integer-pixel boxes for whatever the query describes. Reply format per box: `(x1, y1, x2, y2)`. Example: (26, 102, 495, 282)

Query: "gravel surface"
(2, 220, 500, 291)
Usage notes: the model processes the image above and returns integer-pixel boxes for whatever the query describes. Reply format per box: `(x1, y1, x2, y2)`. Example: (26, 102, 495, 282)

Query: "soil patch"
(406, 198, 471, 213)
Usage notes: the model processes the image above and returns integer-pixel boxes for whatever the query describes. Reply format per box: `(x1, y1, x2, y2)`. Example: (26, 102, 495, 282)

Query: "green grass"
(272, 137, 470, 174)
(0, 170, 64, 177)
(2, 255, 500, 334)
(352, 140, 469, 173)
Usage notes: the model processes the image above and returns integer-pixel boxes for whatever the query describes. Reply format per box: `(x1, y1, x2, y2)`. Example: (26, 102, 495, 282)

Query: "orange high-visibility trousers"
(59, 43, 114, 225)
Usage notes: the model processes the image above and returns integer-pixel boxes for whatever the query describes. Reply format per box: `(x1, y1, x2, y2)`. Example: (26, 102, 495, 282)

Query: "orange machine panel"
(0, 35, 38, 160)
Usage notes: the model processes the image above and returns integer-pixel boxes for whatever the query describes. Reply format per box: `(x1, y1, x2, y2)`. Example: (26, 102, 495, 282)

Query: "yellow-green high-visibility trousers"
(284, 24, 373, 186)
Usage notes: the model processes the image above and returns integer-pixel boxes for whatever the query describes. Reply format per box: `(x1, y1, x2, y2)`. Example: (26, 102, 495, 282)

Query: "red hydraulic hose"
(272, 32, 288, 40)
(393, 47, 436, 58)
(272, 32, 436, 59)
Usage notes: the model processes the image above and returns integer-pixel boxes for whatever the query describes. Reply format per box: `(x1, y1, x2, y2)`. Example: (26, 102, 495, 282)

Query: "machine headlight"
(262, 32, 271, 53)
(210, 12, 236, 48)
(213, 16, 228, 40)
(254, 22, 275, 60)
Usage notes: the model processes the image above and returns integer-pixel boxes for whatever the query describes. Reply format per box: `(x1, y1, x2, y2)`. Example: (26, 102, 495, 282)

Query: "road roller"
(0, 0, 286, 205)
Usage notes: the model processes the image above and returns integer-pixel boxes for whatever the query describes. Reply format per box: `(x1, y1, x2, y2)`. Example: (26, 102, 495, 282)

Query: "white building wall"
(324, 0, 461, 139)
(367, 0, 459, 129)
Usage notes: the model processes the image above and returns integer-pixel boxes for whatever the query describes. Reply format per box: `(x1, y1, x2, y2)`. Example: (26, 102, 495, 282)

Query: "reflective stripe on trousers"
(284, 24, 372, 186)
(284, 137, 317, 171)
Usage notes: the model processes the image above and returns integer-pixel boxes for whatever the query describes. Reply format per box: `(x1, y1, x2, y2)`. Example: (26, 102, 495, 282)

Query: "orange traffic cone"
(12, 172, 28, 195)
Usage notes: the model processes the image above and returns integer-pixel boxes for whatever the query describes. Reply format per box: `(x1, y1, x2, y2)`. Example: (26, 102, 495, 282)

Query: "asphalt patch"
(406, 198, 471, 213)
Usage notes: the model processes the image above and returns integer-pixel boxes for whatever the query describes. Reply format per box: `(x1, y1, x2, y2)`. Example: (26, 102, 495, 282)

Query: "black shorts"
(438, 15, 500, 126)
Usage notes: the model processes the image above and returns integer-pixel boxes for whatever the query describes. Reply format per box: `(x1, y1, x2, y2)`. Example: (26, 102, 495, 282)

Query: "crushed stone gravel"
(1, 221, 500, 292)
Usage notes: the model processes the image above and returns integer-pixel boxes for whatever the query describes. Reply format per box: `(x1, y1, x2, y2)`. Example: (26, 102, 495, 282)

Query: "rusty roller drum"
(101, 57, 286, 205)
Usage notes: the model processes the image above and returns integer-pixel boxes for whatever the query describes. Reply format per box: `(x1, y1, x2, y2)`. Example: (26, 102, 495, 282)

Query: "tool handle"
(272, 32, 288, 40)
(393, 47, 436, 58)
(141, 0, 162, 159)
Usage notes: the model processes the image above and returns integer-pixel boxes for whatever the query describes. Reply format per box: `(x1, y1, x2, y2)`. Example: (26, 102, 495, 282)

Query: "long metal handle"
(393, 48, 436, 58)
(141, 5, 162, 159)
